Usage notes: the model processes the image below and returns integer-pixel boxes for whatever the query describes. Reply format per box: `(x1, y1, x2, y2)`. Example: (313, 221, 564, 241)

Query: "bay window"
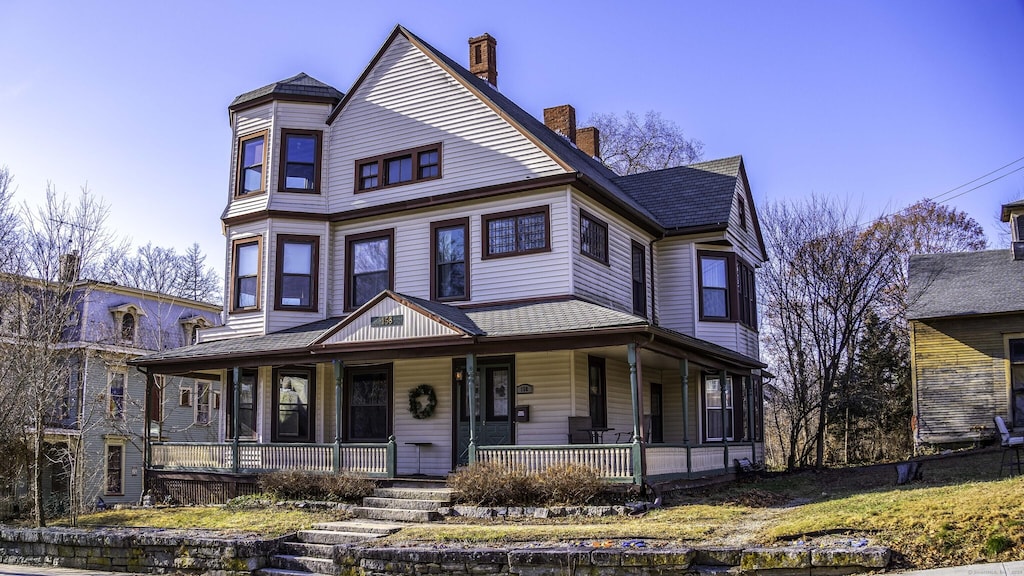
(275, 235, 319, 311)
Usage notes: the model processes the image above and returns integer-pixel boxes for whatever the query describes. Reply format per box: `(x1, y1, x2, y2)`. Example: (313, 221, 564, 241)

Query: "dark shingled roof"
(230, 72, 344, 110)
(465, 299, 646, 337)
(907, 249, 1024, 320)
(612, 156, 742, 232)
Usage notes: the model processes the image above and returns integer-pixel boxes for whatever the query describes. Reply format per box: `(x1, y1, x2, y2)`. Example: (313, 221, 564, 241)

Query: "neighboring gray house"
(5, 277, 221, 510)
(907, 200, 1024, 449)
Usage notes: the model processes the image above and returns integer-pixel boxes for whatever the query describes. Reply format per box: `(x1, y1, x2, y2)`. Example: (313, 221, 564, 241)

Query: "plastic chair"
(994, 416, 1023, 477)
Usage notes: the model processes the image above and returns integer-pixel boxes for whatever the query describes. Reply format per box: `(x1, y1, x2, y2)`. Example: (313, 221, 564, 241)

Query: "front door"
(454, 357, 514, 465)
(346, 365, 392, 442)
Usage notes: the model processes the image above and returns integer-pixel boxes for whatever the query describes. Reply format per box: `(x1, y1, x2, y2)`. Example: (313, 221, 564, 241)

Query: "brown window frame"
(631, 240, 647, 317)
(344, 364, 393, 442)
(235, 130, 269, 197)
(702, 373, 735, 442)
(738, 260, 758, 330)
(345, 229, 395, 311)
(430, 218, 470, 302)
(481, 206, 551, 260)
(579, 210, 609, 265)
(230, 236, 263, 313)
(277, 129, 323, 194)
(697, 250, 735, 322)
(588, 356, 608, 429)
(271, 365, 316, 443)
(274, 234, 320, 312)
(737, 197, 747, 231)
(354, 143, 442, 192)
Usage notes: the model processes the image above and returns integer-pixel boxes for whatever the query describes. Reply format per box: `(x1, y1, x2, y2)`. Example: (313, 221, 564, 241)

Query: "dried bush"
(319, 473, 375, 501)
(448, 462, 604, 506)
(534, 464, 603, 505)
(258, 470, 375, 502)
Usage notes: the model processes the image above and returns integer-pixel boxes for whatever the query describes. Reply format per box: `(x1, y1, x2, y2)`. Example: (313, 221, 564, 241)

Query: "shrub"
(319, 473, 375, 501)
(258, 470, 375, 502)
(535, 464, 603, 505)
(448, 462, 604, 506)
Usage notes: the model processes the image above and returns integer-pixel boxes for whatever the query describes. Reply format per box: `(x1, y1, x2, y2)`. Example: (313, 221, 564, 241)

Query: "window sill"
(481, 247, 552, 260)
(233, 190, 267, 199)
(277, 188, 321, 195)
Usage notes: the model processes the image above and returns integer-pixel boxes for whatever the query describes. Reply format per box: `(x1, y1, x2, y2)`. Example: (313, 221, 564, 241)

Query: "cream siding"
(513, 352, 573, 446)
(724, 177, 764, 267)
(217, 223, 271, 337)
(224, 104, 273, 219)
(321, 297, 461, 345)
(393, 358, 454, 476)
(654, 239, 697, 336)
(267, 102, 333, 214)
(326, 35, 565, 213)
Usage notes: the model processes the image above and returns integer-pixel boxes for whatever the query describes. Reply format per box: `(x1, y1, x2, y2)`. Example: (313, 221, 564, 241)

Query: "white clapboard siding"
(725, 176, 765, 266)
(513, 352, 573, 446)
(321, 296, 461, 345)
(218, 223, 270, 337)
(655, 239, 696, 336)
(224, 104, 274, 219)
(393, 358, 454, 476)
(267, 101, 333, 214)
(570, 194, 654, 317)
(327, 189, 571, 316)
(264, 218, 331, 334)
(326, 34, 565, 213)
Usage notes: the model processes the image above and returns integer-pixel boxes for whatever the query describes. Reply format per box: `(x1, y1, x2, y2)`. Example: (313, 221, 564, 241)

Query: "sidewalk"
(893, 561, 1024, 575)
(0, 566, 123, 576)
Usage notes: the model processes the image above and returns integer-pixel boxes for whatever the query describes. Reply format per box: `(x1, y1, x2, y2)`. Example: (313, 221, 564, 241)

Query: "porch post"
(333, 360, 344, 473)
(143, 370, 152, 487)
(231, 367, 240, 473)
(680, 359, 689, 444)
(466, 353, 477, 464)
(628, 343, 643, 485)
(720, 368, 729, 471)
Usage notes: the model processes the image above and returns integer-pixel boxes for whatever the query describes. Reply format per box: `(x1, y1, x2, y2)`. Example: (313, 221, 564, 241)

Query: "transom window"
(236, 131, 267, 196)
(699, 253, 730, 320)
(346, 230, 394, 310)
(580, 210, 609, 264)
(431, 219, 469, 301)
(231, 237, 262, 312)
(275, 235, 319, 311)
(278, 129, 321, 193)
(483, 207, 550, 259)
(355, 144, 442, 192)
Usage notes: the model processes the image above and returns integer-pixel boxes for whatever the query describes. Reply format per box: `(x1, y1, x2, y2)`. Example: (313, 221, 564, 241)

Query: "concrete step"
(269, 554, 335, 574)
(352, 506, 438, 523)
(296, 529, 384, 545)
(279, 541, 335, 558)
(373, 487, 453, 501)
(362, 496, 446, 511)
(312, 519, 408, 535)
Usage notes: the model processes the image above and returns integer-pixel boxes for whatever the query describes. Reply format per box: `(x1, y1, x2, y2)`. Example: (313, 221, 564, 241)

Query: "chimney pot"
(577, 126, 600, 158)
(468, 33, 497, 87)
(543, 105, 576, 144)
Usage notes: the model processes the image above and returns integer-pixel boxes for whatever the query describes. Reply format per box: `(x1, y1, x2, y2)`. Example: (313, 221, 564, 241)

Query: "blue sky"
(1, 1, 1022, 274)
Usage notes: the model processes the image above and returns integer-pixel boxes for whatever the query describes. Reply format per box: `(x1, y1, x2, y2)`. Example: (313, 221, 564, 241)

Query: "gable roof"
(229, 72, 344, 112)
(907, 249, 1024, 320)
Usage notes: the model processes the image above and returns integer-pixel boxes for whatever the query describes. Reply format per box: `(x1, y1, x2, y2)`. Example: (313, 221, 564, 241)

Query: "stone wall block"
(741, 547, 812, 571)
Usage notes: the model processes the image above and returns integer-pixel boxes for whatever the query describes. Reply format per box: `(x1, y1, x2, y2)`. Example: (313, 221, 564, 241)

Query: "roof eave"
(229, 93, 341, 113)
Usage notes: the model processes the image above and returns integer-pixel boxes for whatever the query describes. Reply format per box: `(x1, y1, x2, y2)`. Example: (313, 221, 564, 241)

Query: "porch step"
(279, 541, 334, 558)
(313, 519, 409, 535)
(269, 554, 335, 574)
(373, 486, 453, 501)
(363, 496, 448, 511)
(352, 505, 438, 523)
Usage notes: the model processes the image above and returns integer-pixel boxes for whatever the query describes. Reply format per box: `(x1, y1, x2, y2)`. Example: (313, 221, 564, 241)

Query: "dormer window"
(109, 304, 146, 345)
(278, 129, 321, 193)
(180, 315, 213, 346)
(121, 313, 135, 342)
(236, 131, 268, 196)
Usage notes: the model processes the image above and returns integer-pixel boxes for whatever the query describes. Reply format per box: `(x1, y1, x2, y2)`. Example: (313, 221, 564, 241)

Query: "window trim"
(481, 206, 552, 260)
(579, 210, 610, 265)
(230, 236, 263, 313)
(104, 441, 126, 496)
(430, 218, 470, 302)
(588, 356, 608, 429)
(271, 366, 316, 443)
(274, 234, 320, 312)
(631, 240, 647, 317)
(345, 229, 395, 312)
(698, 251, 732, 322)
(277, 129, 323, 194)
(344, 364, 393, 442)
(179, 384, 193, 407)
(702, 373, 735, 442)
(196, 381, 212, 426)
(235, 130, 269, 197)
(738, 259, 758, 330)
(354, 143, 442, 192)
(227, 368, 258, 440)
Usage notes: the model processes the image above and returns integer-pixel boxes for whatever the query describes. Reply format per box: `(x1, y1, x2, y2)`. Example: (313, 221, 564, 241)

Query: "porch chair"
(994, 416, 1023, 477)
(568, 416, 593, 444)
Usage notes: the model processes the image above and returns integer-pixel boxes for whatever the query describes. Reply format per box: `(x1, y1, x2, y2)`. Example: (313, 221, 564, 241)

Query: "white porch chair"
(994, 416, 1023, 477)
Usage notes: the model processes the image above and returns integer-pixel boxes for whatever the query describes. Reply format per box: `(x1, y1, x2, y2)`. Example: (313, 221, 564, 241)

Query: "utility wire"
(929, 154, 1024, 204)
(928, 163, 1024, 204)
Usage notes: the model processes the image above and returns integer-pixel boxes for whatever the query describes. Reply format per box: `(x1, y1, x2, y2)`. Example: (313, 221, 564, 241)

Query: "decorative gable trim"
(315, 290, 473, 347)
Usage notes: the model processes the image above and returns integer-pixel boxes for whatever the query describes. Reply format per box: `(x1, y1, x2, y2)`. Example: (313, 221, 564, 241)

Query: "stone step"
(296, 529, 384, 545)
(270, 554, 335, 574)
(280, 541, 335, 558)
(362, 496, 446, 511)
(373, 486, 453, 501)
(352, 506, 438, 523)
(255, 568, 323, 576)
(312, 519, 408, 535)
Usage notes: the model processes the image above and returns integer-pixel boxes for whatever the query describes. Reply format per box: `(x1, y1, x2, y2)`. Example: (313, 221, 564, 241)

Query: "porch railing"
(646, 442, 759, 479)
(476, 443, 637, 483)
(150, 440, 396, 478)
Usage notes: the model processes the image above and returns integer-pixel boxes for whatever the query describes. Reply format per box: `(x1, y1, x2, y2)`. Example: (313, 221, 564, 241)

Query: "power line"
(928, 163, 1024, 204)
(929, 154, 1024, 204)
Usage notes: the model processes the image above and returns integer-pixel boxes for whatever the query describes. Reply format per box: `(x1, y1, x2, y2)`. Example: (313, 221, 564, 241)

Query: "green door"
(454, 358, 514, 466)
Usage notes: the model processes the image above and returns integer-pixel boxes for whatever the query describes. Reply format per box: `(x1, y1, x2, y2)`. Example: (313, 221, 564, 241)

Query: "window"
(347, 365, 391, 442)
(191, 325, 200, 345)
(580, 211, 609, 264)
(346, 230, 393, 310)
(1010, 338, 1024, 427)
(275, 235, 319, 311)
(738, 261, 757, 329)
(227, 368, 258, 439)
(704, 374, 734, 441)
(196, 381, 212, 426)
(148, 375, 164, 438)
(482, 206, 550, 259)
(179, 385, 193, 407)
(631, 241, 647, 316)
(588, 356, 607, 429)
(1016, 215, 1024, 242)
(105, 443, 124, 495)
(431, 219, 469, 301)
(355, 144, 442, 192)
(737, 197, 747, 231)
(231, 237, 262, 312)
(236, 131, 267, 196)
(273, 367, 314, 442)
(108, 371, 125, 419)
(699, 252, 730, 320)
(120, 313, 135, 342)
(278, 129, 321, 193)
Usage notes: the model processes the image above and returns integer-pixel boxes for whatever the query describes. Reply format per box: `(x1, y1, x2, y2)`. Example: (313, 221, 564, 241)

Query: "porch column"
(333, 360, 344, 473)
(720, 368, 729, 471)
(628, 343, 644, 485)
(231, 367, 240, 473)
(143, 370, 152, 479)
(466, 353, 477, 463)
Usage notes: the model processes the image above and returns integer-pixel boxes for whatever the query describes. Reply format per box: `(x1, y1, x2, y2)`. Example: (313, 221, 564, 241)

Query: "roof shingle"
(907, 249, 1024, 320)
(230, 72, 344, 110)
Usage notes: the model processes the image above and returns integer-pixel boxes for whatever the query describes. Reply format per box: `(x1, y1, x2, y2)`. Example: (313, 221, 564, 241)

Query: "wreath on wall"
(408, 384, 438, 420)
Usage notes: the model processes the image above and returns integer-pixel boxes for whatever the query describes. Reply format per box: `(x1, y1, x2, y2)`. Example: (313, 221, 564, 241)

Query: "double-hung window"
(631, 241, 647, 317)
(236, 131, 267, 196)
(738, 261, 757, 329)
(346, 230, 394, 310)
(704, 374, 734, 441)
(355, 144, 442, 192)
(275, 235, 319, 311)
(699, 252, 730, 320)
(231, 237, 262, 312)
(278, 129, 321, 193)
(105, 443, 124, 495)
(108, 371, 125, 419)
(588, 356, 607, 429)
(431, 219, 469, 301)
(580, 210, 609, 264)
(483, 206, 550, 259)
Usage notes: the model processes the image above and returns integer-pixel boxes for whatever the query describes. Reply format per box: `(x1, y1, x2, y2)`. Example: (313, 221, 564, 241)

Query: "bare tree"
(176, 243, 222, 304)
(587, 110, 704, 176)
(104, 242, 221, 305)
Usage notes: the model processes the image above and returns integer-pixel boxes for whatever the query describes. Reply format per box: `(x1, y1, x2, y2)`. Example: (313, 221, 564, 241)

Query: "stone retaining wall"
(0, 527, 282, 575)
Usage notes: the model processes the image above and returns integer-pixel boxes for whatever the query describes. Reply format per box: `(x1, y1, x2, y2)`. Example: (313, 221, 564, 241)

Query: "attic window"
(355, 144, 442, 192)
(738, 197, 747, 231)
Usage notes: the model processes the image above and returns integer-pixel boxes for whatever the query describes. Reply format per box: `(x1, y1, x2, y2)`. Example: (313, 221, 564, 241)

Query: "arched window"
(121, 313, 135, 342)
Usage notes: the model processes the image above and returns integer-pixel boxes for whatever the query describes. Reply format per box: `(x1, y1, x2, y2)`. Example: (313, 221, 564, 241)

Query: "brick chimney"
(577, 126, 600, 158)
(543, 105, 576, 144)
(469, 33, 497, 86)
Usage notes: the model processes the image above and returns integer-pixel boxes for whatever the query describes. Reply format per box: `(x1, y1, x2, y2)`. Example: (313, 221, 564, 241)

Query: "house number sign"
(370, 315, 404, 327)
